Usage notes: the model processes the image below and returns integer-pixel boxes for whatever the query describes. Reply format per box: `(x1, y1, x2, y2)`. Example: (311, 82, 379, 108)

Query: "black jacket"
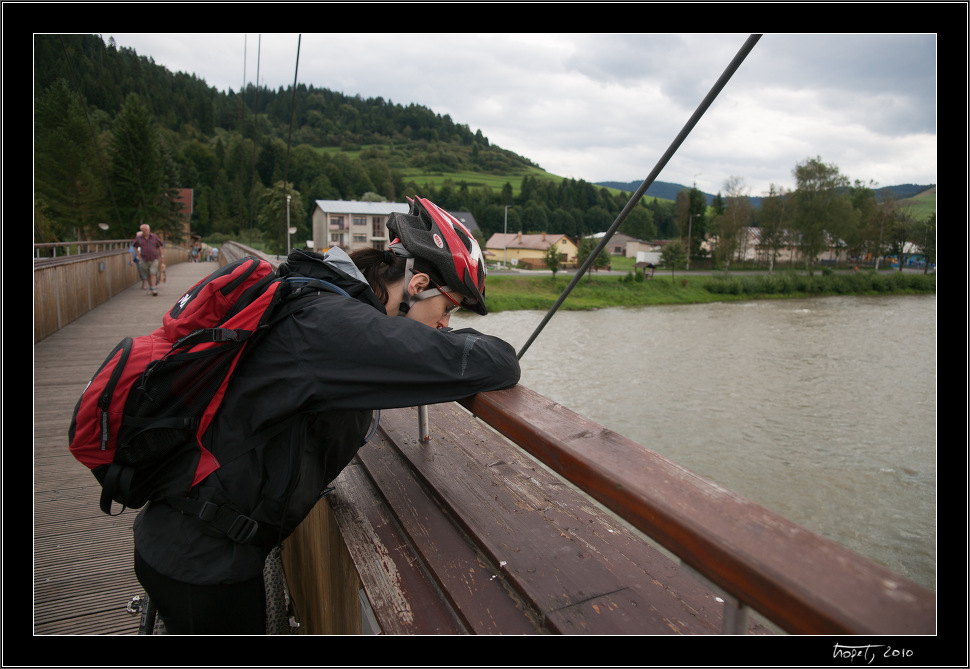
(133, 249, 520, 585)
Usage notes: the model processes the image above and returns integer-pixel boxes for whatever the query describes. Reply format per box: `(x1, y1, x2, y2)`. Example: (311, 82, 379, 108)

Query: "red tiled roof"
(485, 232, 571, 250)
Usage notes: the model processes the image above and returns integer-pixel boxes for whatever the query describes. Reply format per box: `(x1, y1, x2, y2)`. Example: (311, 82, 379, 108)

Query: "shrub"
(757, 275, 781, 294)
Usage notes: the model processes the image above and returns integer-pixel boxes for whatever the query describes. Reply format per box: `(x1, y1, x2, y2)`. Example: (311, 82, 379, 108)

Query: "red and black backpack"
(69, 256, 292, 515)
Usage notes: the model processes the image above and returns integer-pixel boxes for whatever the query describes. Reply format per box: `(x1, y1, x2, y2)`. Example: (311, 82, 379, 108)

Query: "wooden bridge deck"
(33, 260, 218, 635)
(31, 250, 935, 641)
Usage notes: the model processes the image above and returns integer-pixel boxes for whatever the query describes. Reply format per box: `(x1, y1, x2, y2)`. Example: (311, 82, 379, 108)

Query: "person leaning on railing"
(132, 197, 521, 634)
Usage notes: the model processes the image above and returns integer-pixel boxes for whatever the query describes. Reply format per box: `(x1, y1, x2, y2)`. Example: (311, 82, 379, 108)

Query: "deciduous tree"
(757, 184, 790, 272)
(676, 187, 707, 262)
(710, 176, 752, 271)
(543, 238, 562, 277)
(790, 156, 856, 275)
(660, 240, 687, 278)
(910, 213, 936, 274)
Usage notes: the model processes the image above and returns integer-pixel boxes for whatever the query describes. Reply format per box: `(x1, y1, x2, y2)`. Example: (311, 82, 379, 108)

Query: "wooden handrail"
(33, 240, 137, 259)
(218, 240, 276, 266)
(459, 386, 936, 635)
(214, 241, 935, 635)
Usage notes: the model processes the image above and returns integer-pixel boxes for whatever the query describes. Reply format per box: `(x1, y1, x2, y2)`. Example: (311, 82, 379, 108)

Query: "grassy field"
(316, 145, 560, 196)
(397, 166, 555, 193)
(901, 186, 936, 221)
(484, 269, 936, 313)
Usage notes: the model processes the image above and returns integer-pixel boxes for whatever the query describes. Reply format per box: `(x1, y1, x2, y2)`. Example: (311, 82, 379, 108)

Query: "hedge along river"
(452, 294, 937, 592)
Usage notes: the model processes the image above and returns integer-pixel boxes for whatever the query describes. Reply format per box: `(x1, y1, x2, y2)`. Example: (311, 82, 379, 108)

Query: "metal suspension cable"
(516, 33, 762, 360)
(247, 35, 262, 237)
(281, 35, 302, 250)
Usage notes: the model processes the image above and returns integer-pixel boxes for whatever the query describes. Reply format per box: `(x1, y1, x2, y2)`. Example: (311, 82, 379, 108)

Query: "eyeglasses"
(433, 282, 462, 316)
(412, 281, 463, 316)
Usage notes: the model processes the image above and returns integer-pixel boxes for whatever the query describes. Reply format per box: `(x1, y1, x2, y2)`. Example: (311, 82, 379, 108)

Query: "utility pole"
(503, 205, 511, 267)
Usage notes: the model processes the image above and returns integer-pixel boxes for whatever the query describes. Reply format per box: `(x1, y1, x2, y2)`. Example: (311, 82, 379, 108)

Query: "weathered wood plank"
(459, 387, 936, 635)
(320, 461, 469, 634)
(33, 259, 217, 635)
(373, 404, 732, 634)
(354, 434, 544, 634)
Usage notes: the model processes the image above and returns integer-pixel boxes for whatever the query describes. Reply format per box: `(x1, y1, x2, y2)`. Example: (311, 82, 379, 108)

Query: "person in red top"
(133, 224, 165, 296)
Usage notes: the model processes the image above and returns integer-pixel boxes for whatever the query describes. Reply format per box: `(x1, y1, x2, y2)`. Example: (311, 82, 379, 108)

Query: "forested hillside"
(33, 34, 676, 251)
(34, 34, 935, 272)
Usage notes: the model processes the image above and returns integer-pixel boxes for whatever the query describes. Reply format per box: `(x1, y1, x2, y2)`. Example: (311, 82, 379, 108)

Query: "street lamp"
(503, 205, 511, 268)
(286, 195, 292, 256)
(687, 173, 701, 271)
(687, 213, 695, 271)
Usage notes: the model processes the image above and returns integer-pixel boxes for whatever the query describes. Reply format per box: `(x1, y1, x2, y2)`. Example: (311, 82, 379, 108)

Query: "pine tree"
(34, 79, 109, 241)
(109, 93, 170, 236)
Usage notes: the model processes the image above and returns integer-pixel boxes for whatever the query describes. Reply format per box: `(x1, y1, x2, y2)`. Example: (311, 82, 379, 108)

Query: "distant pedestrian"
(133, 224, 165, 296)
(130, 231, 148, 290)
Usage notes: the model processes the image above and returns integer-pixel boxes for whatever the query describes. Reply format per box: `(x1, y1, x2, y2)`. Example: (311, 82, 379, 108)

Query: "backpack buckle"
(226, 513, 260, 544)
(211, 328, 239, 342)
(192, 500, 260, 544)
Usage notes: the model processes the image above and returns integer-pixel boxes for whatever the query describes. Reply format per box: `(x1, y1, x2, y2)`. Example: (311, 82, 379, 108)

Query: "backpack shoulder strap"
(280, 276, 351, 298)
(262, 276, 353, 326)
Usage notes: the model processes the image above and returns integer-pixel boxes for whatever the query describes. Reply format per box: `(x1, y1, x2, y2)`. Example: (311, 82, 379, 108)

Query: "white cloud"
(104, 32, 938, 197)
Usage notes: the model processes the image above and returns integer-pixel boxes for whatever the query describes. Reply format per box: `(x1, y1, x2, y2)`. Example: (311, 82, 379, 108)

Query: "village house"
(311, 200, 410, 253)
(709, 227, 850, 266)
(311, 201, 483, 254)
(591, 231, 655, 258)
(485, 232, 579, 269)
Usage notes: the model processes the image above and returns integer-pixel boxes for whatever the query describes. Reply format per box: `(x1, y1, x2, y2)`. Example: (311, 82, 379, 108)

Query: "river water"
(452, 294, 937, 592)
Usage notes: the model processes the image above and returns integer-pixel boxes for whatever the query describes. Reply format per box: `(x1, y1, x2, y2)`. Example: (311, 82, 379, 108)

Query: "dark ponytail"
(348, 247, 407, 307)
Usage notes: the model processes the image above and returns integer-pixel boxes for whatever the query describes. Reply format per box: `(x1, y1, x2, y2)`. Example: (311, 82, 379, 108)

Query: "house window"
(353, 234, 367, 243)
(330, 216, 344, 230)
(372, 240, 386, 251)
(353, 217, 366, 227)
(331, 232, 344, 244)
(372, 217, 385, 237)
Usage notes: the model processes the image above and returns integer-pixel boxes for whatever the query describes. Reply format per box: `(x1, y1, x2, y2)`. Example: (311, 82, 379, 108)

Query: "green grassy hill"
(899, 186, 936, 221)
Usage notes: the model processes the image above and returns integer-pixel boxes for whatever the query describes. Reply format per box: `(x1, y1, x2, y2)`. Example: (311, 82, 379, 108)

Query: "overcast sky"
(106, 32, 937, 197)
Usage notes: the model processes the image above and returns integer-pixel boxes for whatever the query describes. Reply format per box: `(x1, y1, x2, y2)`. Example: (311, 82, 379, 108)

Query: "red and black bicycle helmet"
(386, 197, 488, 315)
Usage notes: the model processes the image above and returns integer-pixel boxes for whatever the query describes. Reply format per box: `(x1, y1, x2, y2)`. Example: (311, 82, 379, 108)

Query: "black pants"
(134, 551, 266, 634)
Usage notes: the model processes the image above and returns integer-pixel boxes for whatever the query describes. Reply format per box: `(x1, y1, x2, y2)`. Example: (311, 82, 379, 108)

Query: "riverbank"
(483, 270, 937, 313)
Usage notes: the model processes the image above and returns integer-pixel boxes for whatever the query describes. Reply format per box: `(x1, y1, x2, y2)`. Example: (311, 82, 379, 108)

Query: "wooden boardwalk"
(33, 260, 218, 635)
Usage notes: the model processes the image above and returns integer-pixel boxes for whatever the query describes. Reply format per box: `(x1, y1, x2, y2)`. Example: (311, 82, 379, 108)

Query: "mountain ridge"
(594, 180, 936, 207)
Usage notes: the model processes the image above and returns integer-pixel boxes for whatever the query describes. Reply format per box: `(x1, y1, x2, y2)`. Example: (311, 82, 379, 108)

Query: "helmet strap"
(397, 257, 416, 316)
